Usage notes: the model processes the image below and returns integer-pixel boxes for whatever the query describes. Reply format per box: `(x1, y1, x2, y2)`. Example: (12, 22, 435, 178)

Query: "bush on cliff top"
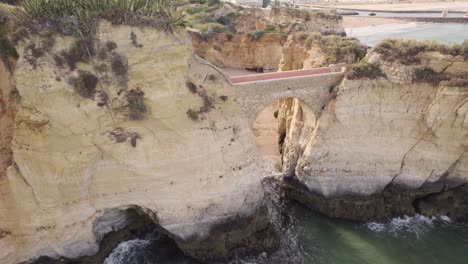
(374, 39, 468, 65)
(414, 67, 468, 87)
(0, 24, 18, 64)
(13, 0, 186, 39)
(306, 34, 367, 65)
(69, 71, 98, 99)
(345, 61, 385, 80)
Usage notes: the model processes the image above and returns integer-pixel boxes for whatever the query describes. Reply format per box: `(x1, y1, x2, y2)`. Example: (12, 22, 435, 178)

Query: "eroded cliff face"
(0, 23, 277, 263)
(269, 8, 345, 36)
(0, 57, 16, 181)
(190, 33, 363, 72)
(280, 50, 468, 220)
(190, 32, 288, 71)
(190, 7, 347, 72)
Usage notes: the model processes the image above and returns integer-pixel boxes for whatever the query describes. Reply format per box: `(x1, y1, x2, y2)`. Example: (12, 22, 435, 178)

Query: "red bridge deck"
(230, 67, 334, 84)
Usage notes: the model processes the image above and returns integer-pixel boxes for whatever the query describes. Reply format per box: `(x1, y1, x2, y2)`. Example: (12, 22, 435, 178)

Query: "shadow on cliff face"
(284, 177, 468, 222)
(26, 206, 195, 264)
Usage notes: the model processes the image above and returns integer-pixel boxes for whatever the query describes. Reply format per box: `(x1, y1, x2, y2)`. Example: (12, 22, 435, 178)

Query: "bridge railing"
(230, 66, 344, 84)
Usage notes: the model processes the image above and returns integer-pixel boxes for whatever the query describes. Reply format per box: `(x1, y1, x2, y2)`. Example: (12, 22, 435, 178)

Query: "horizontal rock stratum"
(0, 23, 278, 263)
(280, 42, 468, 220)
(0, 11, 467, 264)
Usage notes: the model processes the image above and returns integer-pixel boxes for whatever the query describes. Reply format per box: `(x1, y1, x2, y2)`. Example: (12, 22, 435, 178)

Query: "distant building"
(221, 0, 262, 7)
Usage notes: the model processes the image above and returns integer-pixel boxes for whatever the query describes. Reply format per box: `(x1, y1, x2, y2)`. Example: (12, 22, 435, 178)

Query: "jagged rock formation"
(0, 56, 16, 184)
(269, 8, 345, 36)
(234, 8, 268, 34)
(279, 47, 468, 220)
(190, 7, 348, 72)
(190, 32, 288, 71)
(190, 33, 363, 72)
(0, 23, 278, 263)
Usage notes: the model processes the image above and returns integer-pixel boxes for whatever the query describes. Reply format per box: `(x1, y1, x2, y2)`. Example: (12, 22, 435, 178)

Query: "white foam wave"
(365, 215, 453, 239)
(103, 239, 151, 264)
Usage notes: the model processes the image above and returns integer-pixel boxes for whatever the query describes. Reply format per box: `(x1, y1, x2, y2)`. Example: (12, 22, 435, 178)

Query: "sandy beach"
(343, 16, 406, 28)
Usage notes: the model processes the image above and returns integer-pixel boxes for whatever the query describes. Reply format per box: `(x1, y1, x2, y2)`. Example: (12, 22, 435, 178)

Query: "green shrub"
(97, 47, 108, 60)
(414, 67, 447, 85)
(130, 32, 143, 48)
(250, 30, 264, 41)
(206, 0, 220, 6)
(186, 109, 199, 121)
(0, 24, 19, 67)
(14, 0, 186, 39)
(10, 86, 21, 102)
(264, 24, 277, 33)
(374, 39, 467, 65)
(197, 23, 226, 40)
(185, 6, 202, 15)
(106, 41, 117, 51)
(186, 81, 197, 93)
(306, 34, 366, 64)
(69, 71, 98, 99)
(60, 38, 94, 70)
(111, 54, 127, 76)
(414, 67, 468, 87)
(126, 89, 147, 120)
(345, 62, 385, 80)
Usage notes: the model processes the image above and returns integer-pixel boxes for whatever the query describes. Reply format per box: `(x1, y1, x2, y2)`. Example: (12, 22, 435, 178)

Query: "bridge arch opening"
(252, 97, 317, 176)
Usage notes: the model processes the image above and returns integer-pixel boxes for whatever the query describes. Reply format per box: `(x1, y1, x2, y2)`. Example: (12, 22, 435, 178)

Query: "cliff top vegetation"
(11, 0, 186, 41)
(305, 34, 367, 65)
(182, 0, 239, 34)
(374, 39, 468, 65)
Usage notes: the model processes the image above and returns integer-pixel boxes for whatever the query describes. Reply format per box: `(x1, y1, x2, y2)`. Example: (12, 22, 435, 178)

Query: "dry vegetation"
(305, 34, 367, 64)
(374, 39, 468, 65)
(12, 0, 186, 41)
(345, 61, 385, 80)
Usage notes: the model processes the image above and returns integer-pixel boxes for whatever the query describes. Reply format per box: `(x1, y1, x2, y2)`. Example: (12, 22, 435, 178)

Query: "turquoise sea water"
(104, 202, 468, 264)
(346, 23, 468, 46)
(288, 204, 468, 264)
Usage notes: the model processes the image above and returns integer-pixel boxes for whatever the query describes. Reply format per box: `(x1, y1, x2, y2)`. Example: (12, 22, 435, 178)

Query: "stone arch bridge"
(230, 67, 345, 125)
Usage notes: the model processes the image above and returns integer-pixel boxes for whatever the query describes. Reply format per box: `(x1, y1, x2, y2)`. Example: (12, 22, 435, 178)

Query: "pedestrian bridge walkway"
(231, 67, 346, 125)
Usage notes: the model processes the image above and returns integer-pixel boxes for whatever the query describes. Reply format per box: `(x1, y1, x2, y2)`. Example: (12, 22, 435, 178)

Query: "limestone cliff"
(0, 23, 277, 263)
(190, 32, 287, 71)
(269, 8, 345, 36)
(190, 7, 347, 72)
(190, 33, 363, 72)
(280, 48, 468, 220)
(279, 34, 365, 71)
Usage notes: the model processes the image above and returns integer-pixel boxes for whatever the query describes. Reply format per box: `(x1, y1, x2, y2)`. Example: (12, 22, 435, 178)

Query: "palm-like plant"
(15, 0, 186, 36)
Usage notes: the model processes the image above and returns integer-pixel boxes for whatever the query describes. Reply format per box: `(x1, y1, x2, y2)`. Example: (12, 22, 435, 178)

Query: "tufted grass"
(13, 0, 186, 38)
(374, 39, 468, 65)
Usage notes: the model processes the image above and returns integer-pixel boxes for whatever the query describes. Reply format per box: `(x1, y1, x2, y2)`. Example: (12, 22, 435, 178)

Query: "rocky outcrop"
(234, 8, 268, 34)
(269, 8, 345, 36)
(0, 56, 16, 181)
(0, 23, 277, 263)
(190, 8, 348, 72)
(190, 32, 363, 72)
(190, 32, 288, 71)
(278, 35, 327, 71)
(279, 49, 468, 220)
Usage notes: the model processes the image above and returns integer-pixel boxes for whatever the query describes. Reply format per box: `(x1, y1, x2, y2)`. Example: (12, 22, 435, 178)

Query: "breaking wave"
(365, 214, 455, 239)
